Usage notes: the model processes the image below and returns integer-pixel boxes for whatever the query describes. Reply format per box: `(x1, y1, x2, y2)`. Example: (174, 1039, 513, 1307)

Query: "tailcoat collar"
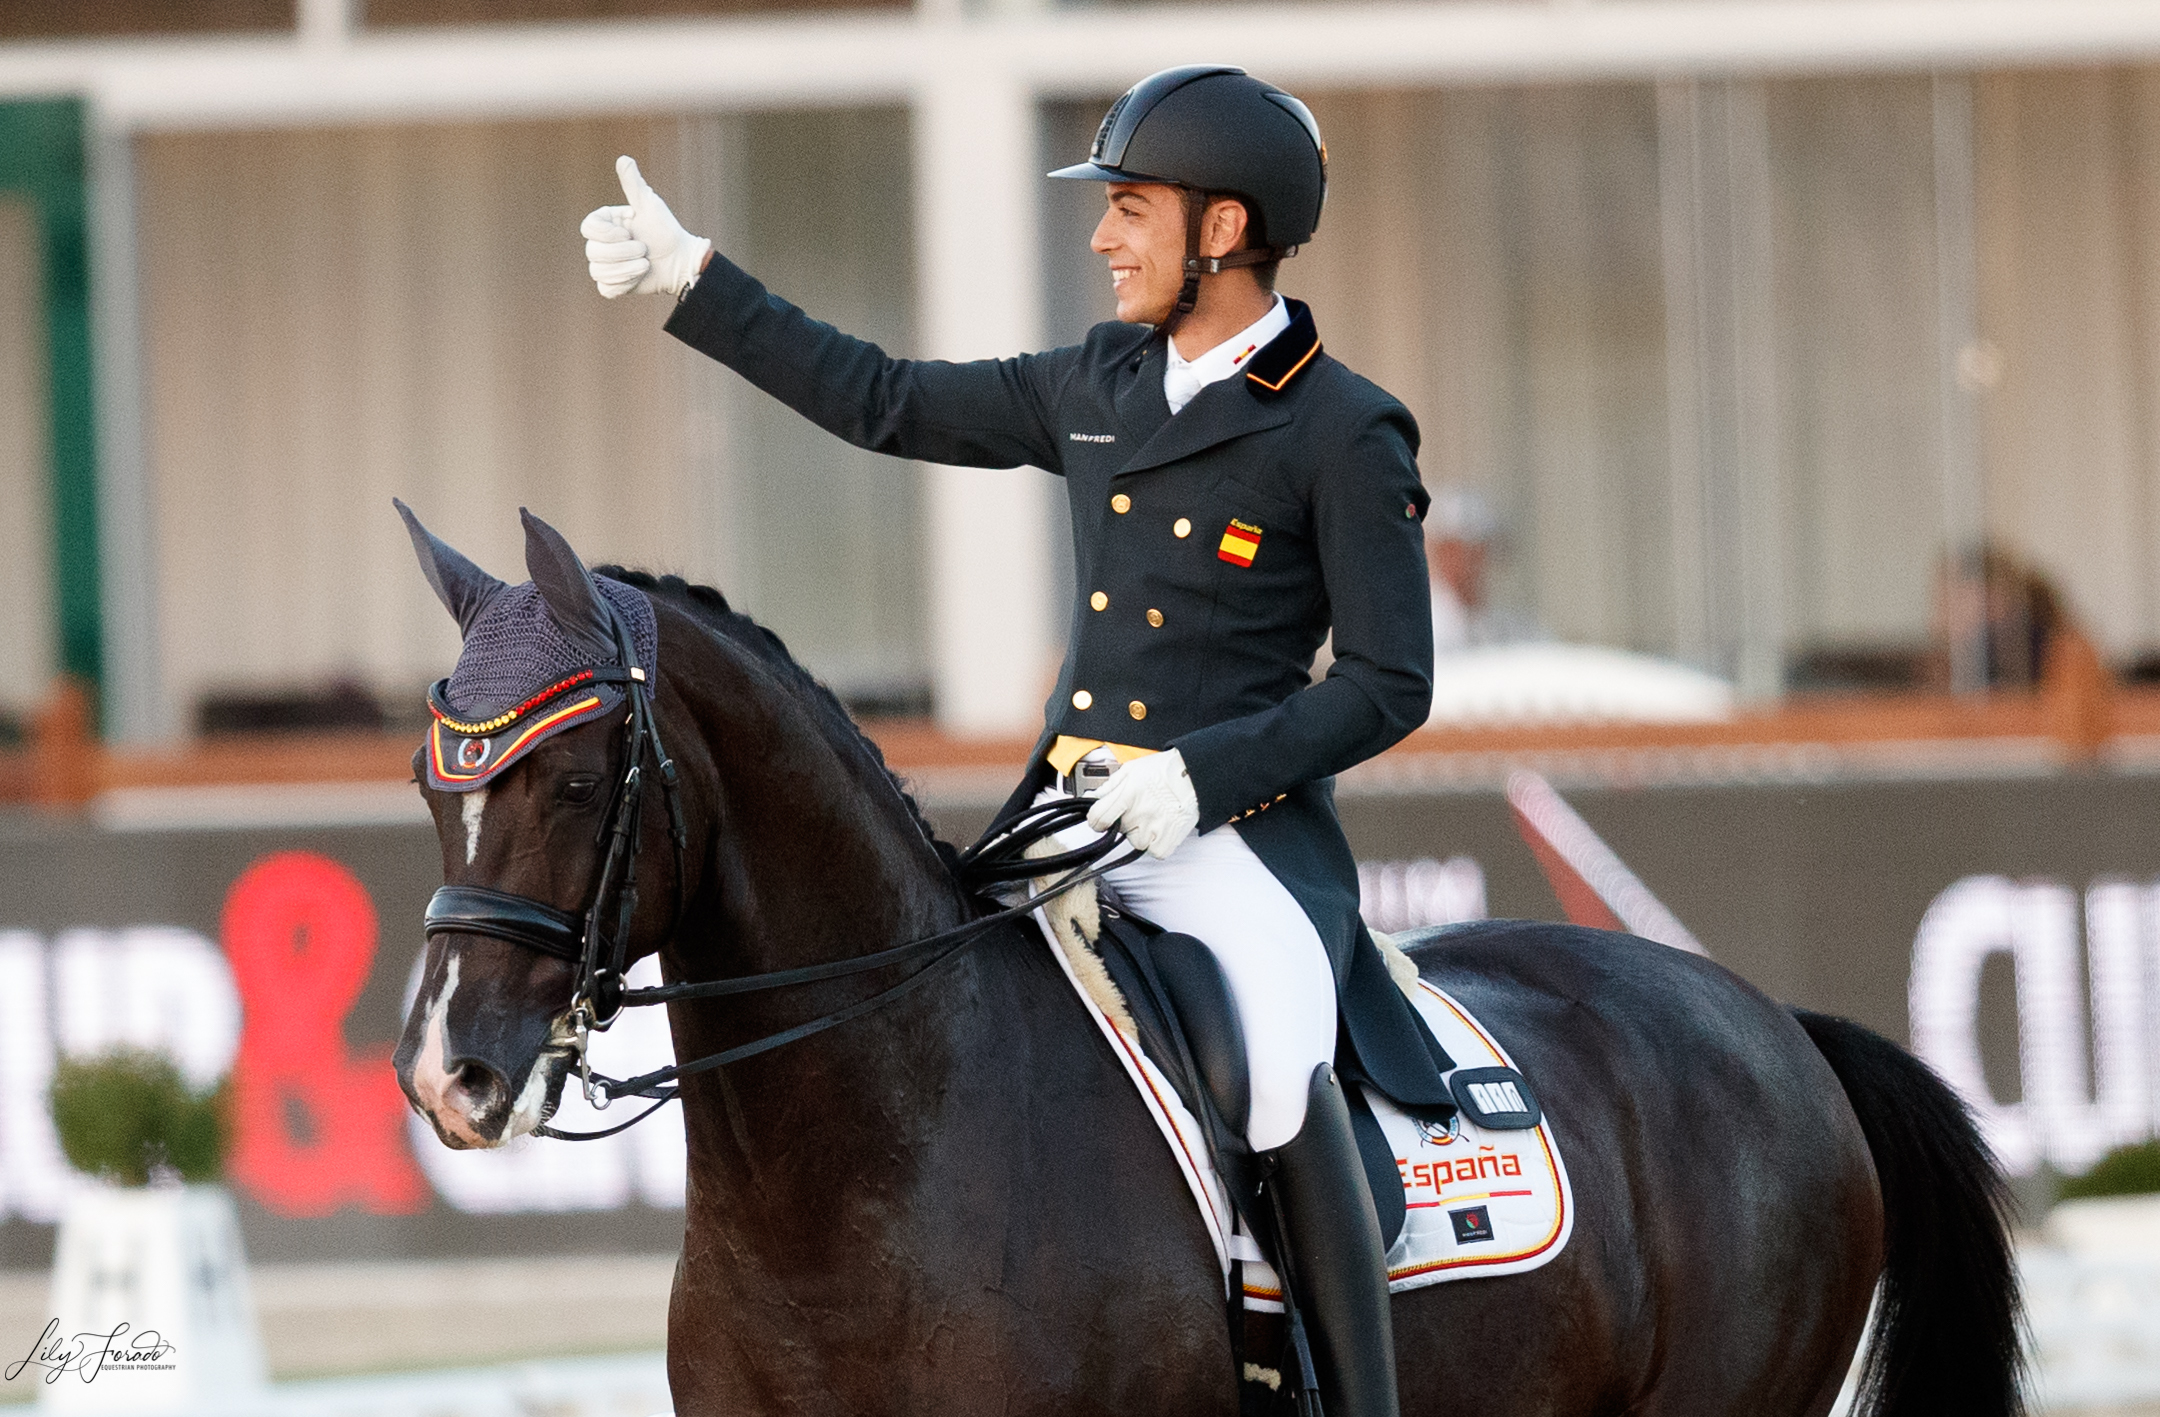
(1114, 301, 1320, 477)
(1241, 298, 1322, 397)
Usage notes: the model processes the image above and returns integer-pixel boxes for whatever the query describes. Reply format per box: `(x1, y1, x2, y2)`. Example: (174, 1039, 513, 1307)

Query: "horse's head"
(391, 503, 686, 1149)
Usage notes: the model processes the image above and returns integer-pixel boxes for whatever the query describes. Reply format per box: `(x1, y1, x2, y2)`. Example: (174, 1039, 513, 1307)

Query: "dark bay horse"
(393, 540, 2023, 1416)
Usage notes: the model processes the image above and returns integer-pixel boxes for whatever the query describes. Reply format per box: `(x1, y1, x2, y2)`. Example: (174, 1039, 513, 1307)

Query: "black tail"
(1792, 1009, 2026, 1417)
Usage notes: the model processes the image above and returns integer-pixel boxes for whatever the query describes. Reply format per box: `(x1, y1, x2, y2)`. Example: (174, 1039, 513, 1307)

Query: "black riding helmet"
(1050, 65, 1327, 322)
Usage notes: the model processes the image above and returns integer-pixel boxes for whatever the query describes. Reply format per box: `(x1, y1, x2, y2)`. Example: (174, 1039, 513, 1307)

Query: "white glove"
(1086, 749, 1200, 861)
(580, 155, 713, 300)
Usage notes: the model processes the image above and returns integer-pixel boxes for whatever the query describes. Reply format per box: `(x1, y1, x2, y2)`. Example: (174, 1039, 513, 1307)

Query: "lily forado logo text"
(6, 1319, 178, 1385)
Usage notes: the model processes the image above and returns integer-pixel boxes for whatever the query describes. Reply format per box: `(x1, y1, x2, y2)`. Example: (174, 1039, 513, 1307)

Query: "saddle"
(1031, 852, 1543, 1254)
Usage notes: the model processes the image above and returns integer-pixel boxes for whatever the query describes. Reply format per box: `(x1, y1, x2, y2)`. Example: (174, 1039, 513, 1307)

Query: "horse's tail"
(1791, 1008, 2026, 1417)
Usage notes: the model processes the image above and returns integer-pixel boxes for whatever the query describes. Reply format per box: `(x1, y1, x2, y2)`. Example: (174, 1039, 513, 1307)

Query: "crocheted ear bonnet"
(396, 500, 659, 793)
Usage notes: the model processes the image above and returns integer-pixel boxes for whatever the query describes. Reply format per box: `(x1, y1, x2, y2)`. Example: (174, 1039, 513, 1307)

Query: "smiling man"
(583, 64, 1434, 1417)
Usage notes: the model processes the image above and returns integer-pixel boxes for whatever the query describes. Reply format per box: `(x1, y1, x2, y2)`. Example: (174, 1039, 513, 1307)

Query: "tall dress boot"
(1266, 1063, 1401, 1417)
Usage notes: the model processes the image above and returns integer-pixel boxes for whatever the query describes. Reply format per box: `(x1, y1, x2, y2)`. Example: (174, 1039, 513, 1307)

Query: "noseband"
(421, 652, 1133, 1142)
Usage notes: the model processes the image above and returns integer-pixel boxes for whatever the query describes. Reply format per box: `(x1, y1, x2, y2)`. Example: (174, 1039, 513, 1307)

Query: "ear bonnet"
(397, 501, 659, 792)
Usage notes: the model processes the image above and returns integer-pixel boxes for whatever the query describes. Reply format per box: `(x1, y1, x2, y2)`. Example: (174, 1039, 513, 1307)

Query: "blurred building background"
(10, 0, 2160, 741)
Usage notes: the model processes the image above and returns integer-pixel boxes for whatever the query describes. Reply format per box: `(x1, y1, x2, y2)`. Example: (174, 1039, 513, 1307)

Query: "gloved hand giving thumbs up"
(581, 155, 713, 299)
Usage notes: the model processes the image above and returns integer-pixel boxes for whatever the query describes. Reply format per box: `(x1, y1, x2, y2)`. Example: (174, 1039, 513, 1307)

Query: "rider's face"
(1092, 182, 1186, 325)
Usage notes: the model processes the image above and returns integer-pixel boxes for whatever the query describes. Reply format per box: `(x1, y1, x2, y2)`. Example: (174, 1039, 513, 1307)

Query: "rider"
(582, 65, 1432, 1417)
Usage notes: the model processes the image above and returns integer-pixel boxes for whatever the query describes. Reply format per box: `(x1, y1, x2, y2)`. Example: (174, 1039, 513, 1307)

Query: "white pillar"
(89, 112, 171, 743)
(912, 64, 1055, 737)
(1656, 78, 1784, 701)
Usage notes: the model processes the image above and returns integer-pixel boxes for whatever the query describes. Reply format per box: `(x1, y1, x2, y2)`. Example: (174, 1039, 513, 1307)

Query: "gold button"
(1090, 591, 1108, 611)
(1072, 690, 1093, 711)
(1173, 517, 1192, 538)
(1111, 494, 1132, 514)
(1147, 608, 1164, 628)
(1128, 700, 1147, 720)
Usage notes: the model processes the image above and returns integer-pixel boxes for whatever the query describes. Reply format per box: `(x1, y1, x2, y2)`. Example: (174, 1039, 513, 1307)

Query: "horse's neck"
(660, 669, 1073, 1204)
(693, 660, 966, 954)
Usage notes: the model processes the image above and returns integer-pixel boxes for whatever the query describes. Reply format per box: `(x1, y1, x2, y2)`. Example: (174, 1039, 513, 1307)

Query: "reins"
(422, 645, 1135, 1142)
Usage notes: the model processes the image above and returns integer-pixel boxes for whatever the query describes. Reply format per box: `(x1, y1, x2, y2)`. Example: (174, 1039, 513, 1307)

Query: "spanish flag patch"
(1218, 519, 1263, 567)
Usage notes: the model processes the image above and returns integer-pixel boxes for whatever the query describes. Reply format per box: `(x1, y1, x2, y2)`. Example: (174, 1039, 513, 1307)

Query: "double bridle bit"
(422, 659, 1134, 1142)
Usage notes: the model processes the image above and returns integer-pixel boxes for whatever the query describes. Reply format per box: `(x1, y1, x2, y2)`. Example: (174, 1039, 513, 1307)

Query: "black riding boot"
(1265, 1063, 1401, 1417)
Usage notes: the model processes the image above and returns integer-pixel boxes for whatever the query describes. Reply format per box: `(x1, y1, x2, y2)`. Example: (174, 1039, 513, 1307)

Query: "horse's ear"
(395, 498, 505, 636)
(519, 507, 617, 661)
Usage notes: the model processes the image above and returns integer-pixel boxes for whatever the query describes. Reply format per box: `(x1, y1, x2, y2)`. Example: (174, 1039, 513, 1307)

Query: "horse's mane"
(595, 568, 961, 875)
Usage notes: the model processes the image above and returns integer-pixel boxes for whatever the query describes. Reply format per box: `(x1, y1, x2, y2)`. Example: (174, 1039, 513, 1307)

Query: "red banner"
(224, 852, 425, 1217)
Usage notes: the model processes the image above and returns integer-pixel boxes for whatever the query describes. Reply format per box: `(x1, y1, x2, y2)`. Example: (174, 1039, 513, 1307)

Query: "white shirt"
(1163, 296, 1292, 415)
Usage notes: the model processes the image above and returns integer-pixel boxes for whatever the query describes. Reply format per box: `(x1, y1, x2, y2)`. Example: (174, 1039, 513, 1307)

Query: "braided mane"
(594, 568, 960, 873)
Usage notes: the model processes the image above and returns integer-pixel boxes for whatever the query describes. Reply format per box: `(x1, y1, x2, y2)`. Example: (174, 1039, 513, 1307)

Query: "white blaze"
(462, 788, 488, 866)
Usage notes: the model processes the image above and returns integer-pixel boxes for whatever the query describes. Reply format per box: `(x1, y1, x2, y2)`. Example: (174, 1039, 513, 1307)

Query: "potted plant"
(36, 1049, 266, 1412)
(2045, 1140, 2160, 1256)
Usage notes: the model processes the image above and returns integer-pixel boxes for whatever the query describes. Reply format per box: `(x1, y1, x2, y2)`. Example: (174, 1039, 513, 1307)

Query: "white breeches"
(1038, 788, 1338, 1151)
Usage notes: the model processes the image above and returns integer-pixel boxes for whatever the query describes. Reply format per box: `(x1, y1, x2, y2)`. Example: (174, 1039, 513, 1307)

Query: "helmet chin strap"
(1162, 188, 1291, 340)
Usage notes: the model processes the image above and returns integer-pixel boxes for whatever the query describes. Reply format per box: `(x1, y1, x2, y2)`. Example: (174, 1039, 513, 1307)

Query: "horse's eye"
(559, 776, 601, 805)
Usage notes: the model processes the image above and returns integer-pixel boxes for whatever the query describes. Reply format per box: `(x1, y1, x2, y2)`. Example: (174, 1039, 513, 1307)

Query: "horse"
(391, 521, 2024, 1417)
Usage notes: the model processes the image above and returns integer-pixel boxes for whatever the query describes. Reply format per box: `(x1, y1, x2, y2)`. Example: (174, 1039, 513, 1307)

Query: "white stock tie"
(1164, 358, 1206, 416)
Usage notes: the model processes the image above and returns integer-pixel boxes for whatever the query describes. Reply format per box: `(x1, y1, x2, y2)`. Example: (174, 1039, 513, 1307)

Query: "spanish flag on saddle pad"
(1219, 519, 1263, 567)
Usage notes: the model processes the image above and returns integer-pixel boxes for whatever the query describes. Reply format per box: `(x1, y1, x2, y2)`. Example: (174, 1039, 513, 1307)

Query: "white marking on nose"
(409, 956, 492, 1149)
(462, 788, 488, 866)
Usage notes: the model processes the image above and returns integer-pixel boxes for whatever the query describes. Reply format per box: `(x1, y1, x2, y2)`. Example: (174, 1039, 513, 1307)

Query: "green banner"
(0, 98, 99, 703)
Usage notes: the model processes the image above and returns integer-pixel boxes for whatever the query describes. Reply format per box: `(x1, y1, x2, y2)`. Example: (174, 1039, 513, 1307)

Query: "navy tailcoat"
(666, 255, 1454, 1112)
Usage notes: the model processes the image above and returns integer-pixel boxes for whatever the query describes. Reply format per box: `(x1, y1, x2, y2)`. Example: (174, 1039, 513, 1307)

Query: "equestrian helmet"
(1049, 65, 1327, 252)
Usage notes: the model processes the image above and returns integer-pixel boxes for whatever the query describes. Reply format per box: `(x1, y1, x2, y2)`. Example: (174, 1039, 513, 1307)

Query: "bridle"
(421, 643, 1135, 1142)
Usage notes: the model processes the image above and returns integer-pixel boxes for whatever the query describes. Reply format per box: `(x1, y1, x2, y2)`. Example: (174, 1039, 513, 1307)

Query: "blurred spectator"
(1425, 486, 1538, 650)
(1931, 543, 2083, 690)
(1419, 484, 1733, 726)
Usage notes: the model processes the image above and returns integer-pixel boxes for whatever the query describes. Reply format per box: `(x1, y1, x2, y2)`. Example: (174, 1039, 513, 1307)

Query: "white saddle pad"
(1033, 913, 1574, 1305)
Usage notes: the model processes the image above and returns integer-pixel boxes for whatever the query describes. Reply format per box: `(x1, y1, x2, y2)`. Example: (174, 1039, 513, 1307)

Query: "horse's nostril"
(452, 1060, 508, 1111)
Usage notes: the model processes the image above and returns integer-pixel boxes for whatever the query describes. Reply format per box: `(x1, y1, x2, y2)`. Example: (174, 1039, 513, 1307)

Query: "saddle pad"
(1032, 913, 1574, 1304)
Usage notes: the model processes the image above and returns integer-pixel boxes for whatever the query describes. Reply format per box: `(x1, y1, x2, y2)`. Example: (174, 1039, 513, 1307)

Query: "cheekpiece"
(424, 577, 659, 793)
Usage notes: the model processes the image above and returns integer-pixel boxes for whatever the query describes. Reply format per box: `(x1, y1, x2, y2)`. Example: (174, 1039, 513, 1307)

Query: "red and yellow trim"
(1244, 335, 1320, 393)
(429, 693, 605, 784)
(430, 669, 598, 736)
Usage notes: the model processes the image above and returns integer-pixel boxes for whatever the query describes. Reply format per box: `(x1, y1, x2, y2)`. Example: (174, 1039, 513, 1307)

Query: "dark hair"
(1942, 542, 2072, 689)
